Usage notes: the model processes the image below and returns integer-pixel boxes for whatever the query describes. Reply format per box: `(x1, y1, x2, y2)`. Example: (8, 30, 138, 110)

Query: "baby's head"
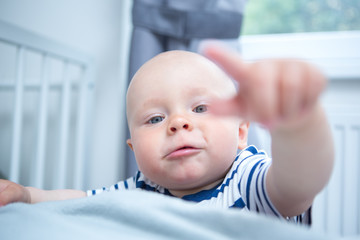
(126, 50, 249, 196)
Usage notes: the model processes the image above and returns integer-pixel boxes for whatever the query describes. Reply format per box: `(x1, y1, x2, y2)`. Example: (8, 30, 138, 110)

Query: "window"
(242, 0, 360, 35)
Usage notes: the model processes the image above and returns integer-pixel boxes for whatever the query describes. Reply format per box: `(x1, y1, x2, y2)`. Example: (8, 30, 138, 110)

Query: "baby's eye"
(193, 105, 207, 113)
(148, 116, 164, 124)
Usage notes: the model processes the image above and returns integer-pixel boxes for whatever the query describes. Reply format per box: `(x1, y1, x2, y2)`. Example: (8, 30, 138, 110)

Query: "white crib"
(1, 19, 360, 238)
(0, 20, 94, 190)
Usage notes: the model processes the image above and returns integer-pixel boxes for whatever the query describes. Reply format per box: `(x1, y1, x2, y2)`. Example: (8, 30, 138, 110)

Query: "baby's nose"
(168, 116, 193, 134)
(170, 123, 189, 132)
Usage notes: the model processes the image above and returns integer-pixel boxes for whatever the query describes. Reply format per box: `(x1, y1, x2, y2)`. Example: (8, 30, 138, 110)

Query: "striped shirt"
(88, 145, 311, 225)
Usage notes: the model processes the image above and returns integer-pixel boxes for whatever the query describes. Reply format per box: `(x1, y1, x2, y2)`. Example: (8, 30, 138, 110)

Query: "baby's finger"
(209, 96, 247, 118)
(302, 64, 327, 113)
(245, 61, 280, 127)
(203, 45, 248, 85)
(279, 61, 304, 120)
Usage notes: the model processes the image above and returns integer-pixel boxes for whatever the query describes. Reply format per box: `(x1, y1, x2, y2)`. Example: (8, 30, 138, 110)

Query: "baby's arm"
(0, 179, 86, 206)
(267, 103, 333, 217)
(204, 46, 334, 217)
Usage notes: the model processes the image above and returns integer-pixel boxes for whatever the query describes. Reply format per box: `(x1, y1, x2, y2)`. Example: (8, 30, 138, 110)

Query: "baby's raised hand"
(0, 179, 30, 207)
(204, 46, 326, 130)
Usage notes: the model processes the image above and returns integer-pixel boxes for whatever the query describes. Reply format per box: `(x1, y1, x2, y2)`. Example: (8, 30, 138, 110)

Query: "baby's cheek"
(210, 122, 239, 157)
(133, 142, 161, 175)
(132, 138, 151, 168)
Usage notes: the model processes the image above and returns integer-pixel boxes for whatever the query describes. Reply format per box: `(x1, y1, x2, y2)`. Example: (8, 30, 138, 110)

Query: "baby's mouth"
(177, 146, 193, 150)
(165, 145, 201, 159)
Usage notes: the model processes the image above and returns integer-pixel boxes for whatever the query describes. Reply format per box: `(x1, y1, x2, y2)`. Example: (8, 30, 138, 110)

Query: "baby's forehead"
(126, 50, 236, 113)
(129, 50, 232, 89)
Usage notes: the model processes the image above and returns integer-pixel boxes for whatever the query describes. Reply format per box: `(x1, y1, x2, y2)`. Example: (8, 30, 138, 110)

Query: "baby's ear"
(126, 139, 134, 151)
(238, 121, 250, 149)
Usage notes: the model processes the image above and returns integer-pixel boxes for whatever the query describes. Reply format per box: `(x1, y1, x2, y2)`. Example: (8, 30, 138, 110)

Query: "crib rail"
(313, 105, 360, 236)
(0, 20, 94, 190)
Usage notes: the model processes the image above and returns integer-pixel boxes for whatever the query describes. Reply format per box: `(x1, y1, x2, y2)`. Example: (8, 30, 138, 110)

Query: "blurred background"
(243, 0, 360, 34)
(0, 0, 359, 236)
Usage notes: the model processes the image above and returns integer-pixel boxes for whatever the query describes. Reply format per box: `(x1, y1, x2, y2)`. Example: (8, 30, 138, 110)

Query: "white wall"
(0, 0, 132, 190)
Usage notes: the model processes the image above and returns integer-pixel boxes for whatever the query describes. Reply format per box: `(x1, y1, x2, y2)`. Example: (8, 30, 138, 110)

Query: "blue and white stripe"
(87, 145, 311, 225)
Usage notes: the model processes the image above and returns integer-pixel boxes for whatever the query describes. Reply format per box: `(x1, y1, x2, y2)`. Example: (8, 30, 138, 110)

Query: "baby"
(0, 46, 334, 224)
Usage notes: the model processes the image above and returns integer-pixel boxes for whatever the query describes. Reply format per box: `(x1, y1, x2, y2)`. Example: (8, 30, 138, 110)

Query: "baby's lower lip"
(166, 148, 201, 159)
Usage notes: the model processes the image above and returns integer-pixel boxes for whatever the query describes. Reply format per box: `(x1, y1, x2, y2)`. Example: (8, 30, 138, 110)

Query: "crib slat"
(358, 138, 360, 236)
(73, 67, 90, 190)
(342, 124, 360, 235)
(56, 62, 70, 189)
(32, 54, 50, 189)
(312, 188, 326, 232)
(9, 46, 25, 183)
(326, 125, 344, 235)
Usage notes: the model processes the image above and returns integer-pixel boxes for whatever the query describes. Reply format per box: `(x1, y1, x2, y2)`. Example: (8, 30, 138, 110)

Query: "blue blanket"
(0, 190, 356, 239)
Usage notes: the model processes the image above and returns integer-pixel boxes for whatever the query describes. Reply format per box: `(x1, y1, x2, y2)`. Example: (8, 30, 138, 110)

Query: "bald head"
(126, 50, 236, 128)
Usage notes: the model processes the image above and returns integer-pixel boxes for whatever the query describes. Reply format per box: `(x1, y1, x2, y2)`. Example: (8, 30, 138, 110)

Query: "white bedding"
(0, 190, 357, 239)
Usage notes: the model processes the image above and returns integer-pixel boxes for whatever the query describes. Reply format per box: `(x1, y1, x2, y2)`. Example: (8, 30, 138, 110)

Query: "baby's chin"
(163, 176, 225, 197)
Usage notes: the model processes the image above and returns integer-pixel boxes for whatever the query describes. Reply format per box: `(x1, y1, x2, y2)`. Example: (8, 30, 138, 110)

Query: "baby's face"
(126, 51, 248, 195)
